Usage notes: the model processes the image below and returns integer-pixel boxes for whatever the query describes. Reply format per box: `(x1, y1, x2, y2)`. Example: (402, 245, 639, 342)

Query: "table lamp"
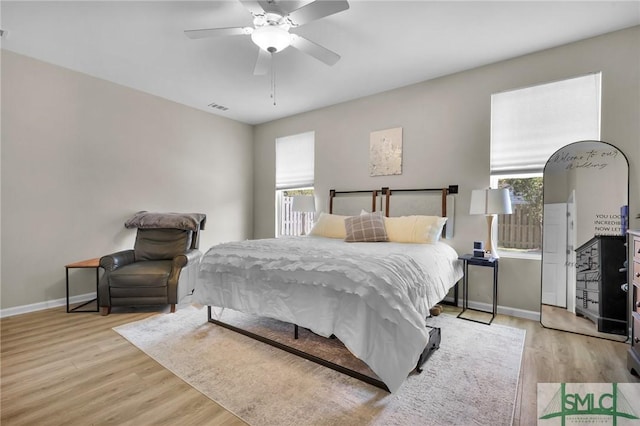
(469, 188, 512, 258)
(292, 195, 315, 235)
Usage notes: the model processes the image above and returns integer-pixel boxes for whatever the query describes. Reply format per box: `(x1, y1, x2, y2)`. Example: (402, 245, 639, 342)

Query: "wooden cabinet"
(629, 230, 640, 376)
(575, 235, 627, 335)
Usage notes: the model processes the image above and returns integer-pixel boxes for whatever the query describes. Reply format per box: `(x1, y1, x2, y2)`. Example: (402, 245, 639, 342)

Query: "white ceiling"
(2, 1, 639, 125)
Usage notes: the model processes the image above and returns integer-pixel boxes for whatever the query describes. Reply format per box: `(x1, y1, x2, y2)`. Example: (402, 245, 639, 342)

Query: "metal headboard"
(382, 185, 458, 217)
(328, 189, 380, 215)
(383, 185, 458, 238)
(328, 185, 459, 238)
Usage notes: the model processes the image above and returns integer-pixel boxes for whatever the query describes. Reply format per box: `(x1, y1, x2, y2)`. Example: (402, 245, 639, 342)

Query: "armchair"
(98, 212, 206, 315)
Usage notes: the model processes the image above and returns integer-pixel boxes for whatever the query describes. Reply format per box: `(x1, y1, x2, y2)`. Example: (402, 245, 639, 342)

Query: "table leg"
(66, 267, 70, 313)
(457, 260, 469, 319)
(493, 262, 498, 319)
(67, 266, 99, 313)
(464, 261, 469, 310)
(95, 266, 100, 309)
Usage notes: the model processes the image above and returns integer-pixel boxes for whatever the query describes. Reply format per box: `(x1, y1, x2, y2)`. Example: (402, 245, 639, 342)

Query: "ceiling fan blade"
(272, 1, 311, 14)
(289, 34, 340, 66)
(286, 0, 349, 26)
(239, 0, 267, 16)
(254, 49, 271, 75)
(184, 27, 252, 39)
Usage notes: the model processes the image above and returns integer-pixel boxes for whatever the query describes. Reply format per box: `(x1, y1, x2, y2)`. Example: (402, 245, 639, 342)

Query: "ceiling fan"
(185, 0, 349, 75)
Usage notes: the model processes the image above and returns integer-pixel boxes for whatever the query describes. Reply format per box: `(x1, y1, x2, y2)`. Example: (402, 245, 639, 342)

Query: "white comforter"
(194, 236, 463, 392)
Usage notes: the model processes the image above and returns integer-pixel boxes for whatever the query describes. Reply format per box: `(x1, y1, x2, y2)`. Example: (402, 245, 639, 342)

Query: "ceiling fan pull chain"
(271, 53, 277, 106)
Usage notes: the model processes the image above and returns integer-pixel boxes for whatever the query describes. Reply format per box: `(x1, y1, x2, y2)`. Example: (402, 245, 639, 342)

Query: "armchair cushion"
(109, 261, 172, 289)
(134, 229, 192, 261)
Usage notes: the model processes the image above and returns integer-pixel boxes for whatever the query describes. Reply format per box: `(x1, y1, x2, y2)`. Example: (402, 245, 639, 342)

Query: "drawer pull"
(636, 272, 640, 278)
(636, 337, 640, 344)
(636, 301, 640, 308)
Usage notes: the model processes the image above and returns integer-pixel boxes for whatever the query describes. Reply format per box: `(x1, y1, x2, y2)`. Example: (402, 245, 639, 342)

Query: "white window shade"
(276, 131, 315, 190)
(491, 73, 601, 175)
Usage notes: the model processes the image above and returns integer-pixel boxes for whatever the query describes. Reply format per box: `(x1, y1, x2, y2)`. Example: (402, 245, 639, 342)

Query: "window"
(492, 174, 543, 253)
(490, 73, 601, 255)
(275, 131, 315, 236)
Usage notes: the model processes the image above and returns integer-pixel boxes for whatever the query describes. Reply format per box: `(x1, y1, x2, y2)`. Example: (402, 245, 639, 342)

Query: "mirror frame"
(540, 140, 630, 341)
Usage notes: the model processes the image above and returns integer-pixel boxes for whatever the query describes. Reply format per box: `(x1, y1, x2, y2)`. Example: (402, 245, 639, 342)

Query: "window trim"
(496, 248, 541, 260)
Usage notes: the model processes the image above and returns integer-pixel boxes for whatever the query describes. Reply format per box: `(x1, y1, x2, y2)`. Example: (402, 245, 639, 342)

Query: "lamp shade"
(292, 195, 315, 213)
(251, 26, 291, 53)
(469, 188, 513, 215)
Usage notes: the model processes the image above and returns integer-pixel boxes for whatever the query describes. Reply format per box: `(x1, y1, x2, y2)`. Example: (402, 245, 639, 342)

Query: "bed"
(194, 186, 463, 392)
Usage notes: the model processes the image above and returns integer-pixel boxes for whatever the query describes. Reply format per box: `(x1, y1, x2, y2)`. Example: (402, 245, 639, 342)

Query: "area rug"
(113, 306, 526, 426)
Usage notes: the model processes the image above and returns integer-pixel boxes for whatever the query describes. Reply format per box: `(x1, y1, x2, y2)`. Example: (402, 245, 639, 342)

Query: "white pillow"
(309, 213, 348, 239)
(384, 215, 447, 243)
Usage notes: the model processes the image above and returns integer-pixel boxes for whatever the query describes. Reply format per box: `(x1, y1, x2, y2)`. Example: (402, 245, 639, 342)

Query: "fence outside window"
(280, 195, 316, 236)
(498, 204, 542, 252)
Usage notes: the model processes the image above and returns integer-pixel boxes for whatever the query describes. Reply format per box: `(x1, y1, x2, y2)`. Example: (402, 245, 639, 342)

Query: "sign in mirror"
(541, 140, 629, 341)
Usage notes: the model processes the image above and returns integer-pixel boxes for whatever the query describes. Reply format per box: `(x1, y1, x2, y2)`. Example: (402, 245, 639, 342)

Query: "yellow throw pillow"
(309, 213, 348, 239)
(384, 215, 447, 243)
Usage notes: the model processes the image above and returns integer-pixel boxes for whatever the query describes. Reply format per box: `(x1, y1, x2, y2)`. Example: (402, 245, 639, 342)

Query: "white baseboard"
(0, 291, 197, 319)
(442, 296, 540, 322)
(494, 303, 540, 322)
(3, 294, 542, 322)
(0, 293, 96, 318)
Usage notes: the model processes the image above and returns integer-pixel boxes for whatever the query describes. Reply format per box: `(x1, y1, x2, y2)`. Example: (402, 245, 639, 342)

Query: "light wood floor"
(2, 304, 638, 425)
(540, 304, 628, 341)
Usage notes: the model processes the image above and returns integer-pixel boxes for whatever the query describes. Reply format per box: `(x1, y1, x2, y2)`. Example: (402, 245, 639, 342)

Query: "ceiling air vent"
(208, 102, 229, 112)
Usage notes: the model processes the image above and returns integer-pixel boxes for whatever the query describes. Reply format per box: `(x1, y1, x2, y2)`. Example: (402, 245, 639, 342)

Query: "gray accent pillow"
(125, 211, 206, 231)
(344, 211, 389, 242)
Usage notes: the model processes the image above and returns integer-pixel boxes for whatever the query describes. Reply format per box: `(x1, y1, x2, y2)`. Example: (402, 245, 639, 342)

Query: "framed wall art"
(369, 127, 402, 177)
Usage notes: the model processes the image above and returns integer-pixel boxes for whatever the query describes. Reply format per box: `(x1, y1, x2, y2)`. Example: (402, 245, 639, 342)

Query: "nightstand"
(457, 253, 498, 325)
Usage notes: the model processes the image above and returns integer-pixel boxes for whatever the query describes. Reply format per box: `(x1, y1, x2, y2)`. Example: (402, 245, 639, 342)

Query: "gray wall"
(253, 26, 640, 315)
(2, 26, 638, 316)
(1, 50, 254, 312)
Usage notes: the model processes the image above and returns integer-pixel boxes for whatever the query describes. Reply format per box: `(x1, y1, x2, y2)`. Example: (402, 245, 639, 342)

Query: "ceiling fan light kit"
(251, 25, 291, 53)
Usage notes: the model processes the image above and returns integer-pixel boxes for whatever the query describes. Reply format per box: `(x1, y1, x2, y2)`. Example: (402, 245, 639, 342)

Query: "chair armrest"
(167, 250, 202, 304)
(100, 250, 135, 271)
(172, 249, 202, 268)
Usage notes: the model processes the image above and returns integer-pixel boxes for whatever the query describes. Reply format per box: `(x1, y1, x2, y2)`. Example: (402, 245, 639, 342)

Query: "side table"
(66, 257, 101, 313)
(457, 253, 498, 325)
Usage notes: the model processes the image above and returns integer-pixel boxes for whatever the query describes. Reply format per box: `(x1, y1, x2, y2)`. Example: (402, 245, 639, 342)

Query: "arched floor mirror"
(540, 140, 629, 341)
